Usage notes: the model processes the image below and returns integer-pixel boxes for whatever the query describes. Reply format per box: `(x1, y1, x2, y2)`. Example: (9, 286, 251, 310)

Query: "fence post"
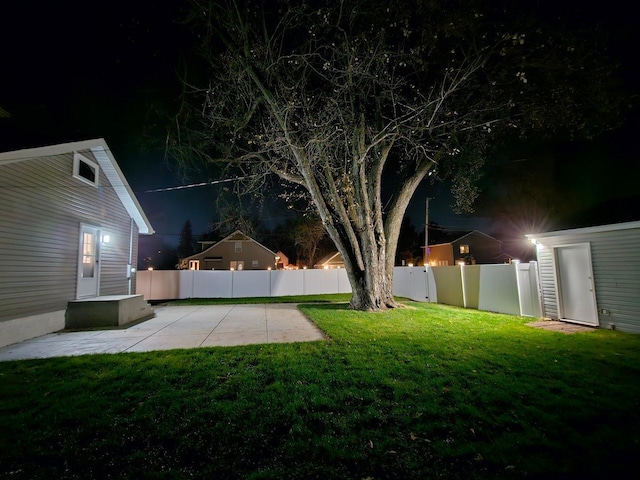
(514, 260, 523, 317)
(460, 264, 467, 308)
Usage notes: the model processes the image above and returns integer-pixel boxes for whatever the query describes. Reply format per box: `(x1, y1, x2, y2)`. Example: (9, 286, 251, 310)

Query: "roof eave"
(526, 220, 640, 239)
(0, 138, 154, 235)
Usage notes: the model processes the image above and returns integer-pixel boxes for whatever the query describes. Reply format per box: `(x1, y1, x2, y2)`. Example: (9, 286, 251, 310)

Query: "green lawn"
(1, 301, 639, 479)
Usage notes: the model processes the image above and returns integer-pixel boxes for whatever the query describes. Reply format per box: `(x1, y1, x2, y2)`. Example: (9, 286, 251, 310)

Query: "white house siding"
(531, 223, 640, 333)
(0, 149, 139, 323)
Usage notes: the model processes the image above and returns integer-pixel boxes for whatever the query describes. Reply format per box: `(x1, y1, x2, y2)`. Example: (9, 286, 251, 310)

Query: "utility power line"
(143, 175, 258, 193)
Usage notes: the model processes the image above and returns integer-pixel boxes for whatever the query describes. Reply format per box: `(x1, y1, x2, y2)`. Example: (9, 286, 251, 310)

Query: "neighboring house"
(179, 230, 284, 270)
(427, 230, 505, 266)
(314, 251, 345, 269)
(527, 221, 640, 333)
(275, 250, 290, 270)
(0, 139, 154, 347)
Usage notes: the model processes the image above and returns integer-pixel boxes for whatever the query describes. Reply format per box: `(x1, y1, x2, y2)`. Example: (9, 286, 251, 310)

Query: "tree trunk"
(329, 227, 396, 311)
(347, 260, 396, 311)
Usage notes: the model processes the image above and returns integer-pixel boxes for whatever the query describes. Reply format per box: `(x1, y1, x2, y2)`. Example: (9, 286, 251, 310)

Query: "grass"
(1, 301, 639, 479)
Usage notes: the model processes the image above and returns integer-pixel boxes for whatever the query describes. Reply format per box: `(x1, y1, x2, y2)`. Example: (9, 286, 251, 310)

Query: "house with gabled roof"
(179, 230, 286, 270)
(0, 139, 154, 347)
(427, 230, 506, 266)
(314, 251, 345, 269)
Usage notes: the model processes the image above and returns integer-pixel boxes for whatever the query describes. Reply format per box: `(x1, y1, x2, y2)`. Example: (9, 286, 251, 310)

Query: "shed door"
(77, 225, 100, 299)
(555, 244, 598, 326)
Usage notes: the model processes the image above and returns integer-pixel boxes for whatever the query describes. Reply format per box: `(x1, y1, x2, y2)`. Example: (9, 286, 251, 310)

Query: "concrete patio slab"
(0, 304, 325, 361)
(202, 331, 269, 347)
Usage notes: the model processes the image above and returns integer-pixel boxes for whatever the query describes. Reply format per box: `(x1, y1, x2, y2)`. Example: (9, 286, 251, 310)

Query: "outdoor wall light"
(267, 266, 272, 270)
(101, 234, 110, 243)
(407, 263, 414, 267)
(148, 267, 153, 271)
(131, 267, 136, 273)
(530, 238, 538, 245)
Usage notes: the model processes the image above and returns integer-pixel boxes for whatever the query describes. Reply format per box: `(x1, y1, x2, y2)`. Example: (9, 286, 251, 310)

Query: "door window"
(82, 232, 96, 277)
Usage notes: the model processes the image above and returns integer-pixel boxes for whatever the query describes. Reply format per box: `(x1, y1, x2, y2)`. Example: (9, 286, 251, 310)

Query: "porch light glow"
(407, 263, 414, 267)
(101, 234, 110, 243)
(147, 267, 153, 271)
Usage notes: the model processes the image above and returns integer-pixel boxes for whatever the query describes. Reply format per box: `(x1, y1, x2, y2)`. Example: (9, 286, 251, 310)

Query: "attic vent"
(73, 152, 99, 187)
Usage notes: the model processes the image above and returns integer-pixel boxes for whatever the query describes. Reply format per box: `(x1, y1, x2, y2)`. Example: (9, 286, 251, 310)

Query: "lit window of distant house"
(189, 260, 200, 270)
(73, 152, 99, 186)
(230, 260, 244, 270)
(252, 260, 259, 268)
(460, 245, 469, 254)
(235, 242, 242, 253)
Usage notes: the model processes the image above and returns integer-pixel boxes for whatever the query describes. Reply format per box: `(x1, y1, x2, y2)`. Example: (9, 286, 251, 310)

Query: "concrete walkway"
(0, 304, 325, 362)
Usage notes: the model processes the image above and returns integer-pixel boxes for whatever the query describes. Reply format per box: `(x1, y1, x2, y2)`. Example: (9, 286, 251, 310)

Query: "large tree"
(171, 0, 625, 310)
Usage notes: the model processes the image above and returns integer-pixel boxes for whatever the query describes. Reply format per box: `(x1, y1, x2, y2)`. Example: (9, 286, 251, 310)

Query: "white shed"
(527, 221, 640, 333)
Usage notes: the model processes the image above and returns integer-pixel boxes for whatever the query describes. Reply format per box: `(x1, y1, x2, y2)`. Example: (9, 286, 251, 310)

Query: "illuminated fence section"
(137, 263, 542, 318)
(137, 268, 352, 300)
(394, 263, 541, 317)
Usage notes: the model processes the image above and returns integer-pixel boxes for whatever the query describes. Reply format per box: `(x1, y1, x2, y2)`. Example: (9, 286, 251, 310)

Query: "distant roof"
(314, 251, 344, 266)
(0, 138, 154, 235)
(429, 229, 499, 246)
(181, 230, 277, 261)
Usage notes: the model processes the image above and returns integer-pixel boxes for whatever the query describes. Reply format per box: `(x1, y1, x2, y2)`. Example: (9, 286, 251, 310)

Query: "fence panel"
(192, 270, 232, 298)
(478, 264, 520, 315)
(431, 266, 464, 307)
(461, 266, 481, 309)
(517, 261, 542, 318)
(271, 270, 305, 297)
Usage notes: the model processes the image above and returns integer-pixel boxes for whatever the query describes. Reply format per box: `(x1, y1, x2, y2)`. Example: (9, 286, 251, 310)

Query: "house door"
(555, 244, 598, 326)
(77, 225, 100, 299)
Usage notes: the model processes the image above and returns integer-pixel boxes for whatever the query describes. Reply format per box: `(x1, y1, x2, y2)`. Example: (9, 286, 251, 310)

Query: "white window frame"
(252, 260, 259, 268)
(73, 152, 99, 187)
(235, 242, 242, 253)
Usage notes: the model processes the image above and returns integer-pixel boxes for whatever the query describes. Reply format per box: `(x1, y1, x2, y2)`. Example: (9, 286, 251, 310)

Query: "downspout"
(128, 218, 134, 295)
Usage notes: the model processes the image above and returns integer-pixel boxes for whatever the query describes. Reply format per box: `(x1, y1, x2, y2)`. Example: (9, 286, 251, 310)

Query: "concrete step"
(65, 295, 154, 329)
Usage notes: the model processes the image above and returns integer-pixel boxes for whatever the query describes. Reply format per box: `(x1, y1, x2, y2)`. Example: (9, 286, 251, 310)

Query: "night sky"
(2, 0, 639, 264)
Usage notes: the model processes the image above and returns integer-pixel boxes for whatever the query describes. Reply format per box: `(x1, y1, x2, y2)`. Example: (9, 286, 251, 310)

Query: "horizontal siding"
(0, 150, 138, 322)
(535, 227, 640, 333)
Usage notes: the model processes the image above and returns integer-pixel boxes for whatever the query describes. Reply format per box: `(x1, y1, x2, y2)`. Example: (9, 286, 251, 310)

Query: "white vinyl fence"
(138, 268, 352, 300)
(137, 262, 542, 317)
